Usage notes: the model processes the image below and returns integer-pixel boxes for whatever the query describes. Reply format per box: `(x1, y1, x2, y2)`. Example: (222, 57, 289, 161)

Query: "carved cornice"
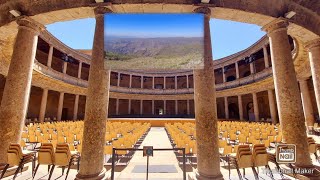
(262, 18, 289, 35)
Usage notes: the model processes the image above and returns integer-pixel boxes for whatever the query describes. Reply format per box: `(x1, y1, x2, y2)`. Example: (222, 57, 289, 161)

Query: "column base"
(75, 168, 106, 180)
(190, 170, 224, 180)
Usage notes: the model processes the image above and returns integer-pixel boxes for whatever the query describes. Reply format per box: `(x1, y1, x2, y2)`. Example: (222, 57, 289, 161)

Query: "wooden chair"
(0, 144, 36, 180)
(33, 143, 55, 180)
(252, 144, 274, 178)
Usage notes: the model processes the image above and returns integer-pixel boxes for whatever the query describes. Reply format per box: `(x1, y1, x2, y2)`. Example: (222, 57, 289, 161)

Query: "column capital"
(94, 6, 113, 16)
(262, 18, 289, 34)
(16, 16, 45, 34)
(193, 7, 211, 16)
(305, 39, 320, 50)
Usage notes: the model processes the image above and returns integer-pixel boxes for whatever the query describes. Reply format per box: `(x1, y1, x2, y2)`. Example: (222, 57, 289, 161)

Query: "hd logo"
(276, 144, 296, 164)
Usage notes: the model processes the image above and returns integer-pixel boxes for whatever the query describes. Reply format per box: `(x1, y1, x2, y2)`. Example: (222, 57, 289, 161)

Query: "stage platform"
(107, 118, 195, 127)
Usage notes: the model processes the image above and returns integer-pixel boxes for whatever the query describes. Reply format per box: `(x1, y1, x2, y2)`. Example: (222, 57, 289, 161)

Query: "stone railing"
(110, 86, 194, 95)
(33, 60, 88, 87)
(216, 68, 273, 90)
(34, 60, 273, 94)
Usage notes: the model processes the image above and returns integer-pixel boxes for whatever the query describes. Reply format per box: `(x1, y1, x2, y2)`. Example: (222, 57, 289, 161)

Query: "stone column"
(252, 92, 259, 121)
(175, 76, 178, 89)
(63, 61, 68, 74)
(129, 75, 132, 88)
(222, 67, 226, 82)
(193, 7, 223, 179)
(140, 100, 143, 115)
(250, 62, 255, 74)
(262, 18, 313, 168)
(128, 99, 131, 114)
(163, 77, 166, 89)
(76, 7, 112, 179)
(39, 88, 48, 123)
(263, 45, 270, 68)
(141, 76, 143, 88)
(73, 94, 79, 120)
(175, 100, 178, 115)
(187, 99, 190, 115)
(164, 100, 166, 115)
(267, 89, 278, 124)
(47, 45, 53, 67)
(306, 39, 320, 117)
(299, 80, 315, 126)
(224, 97, 229, 119)
(235, 62, 240, 79)
(117, 72, 121, 87)
(238, 95, 243, 120)
(152, 100, 154, 115)
(116, 99, 119, 115)
(186, 75, 189, 88)
(0, 17, 44, 163)
(151, 76, 154, 89)
(57, 92, 64, 121)
(78, 62, 82, 79)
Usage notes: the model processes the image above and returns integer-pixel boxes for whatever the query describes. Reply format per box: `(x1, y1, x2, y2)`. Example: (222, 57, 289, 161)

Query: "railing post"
(111, 148, 115, 180)
(183, 148, 186, 180)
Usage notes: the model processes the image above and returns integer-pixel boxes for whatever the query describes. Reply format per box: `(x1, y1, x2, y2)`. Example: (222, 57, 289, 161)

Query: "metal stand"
(146, 156, 149, 180)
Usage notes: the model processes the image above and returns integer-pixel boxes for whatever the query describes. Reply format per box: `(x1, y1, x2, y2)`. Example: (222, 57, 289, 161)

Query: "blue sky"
(47, 14, 265, 60)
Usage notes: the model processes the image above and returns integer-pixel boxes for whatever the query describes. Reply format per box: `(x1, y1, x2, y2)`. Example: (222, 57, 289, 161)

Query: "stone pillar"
(152, 76, 154, 89)
(306, 39, 320, 117)
(263, 45, 270, 68)
(235, 62, 240, 79)
(0, 17, 44, 163)
(141, 76, 143, 88)
(250, 62, 255, 74)
(163, 77, 166, 89)
(175, 76, 178, 89)
(163, 100, 166, 115)
(76, 7, 112, 179)
(186, 75, 189, 88)
(238, 95, 243, 120)
(39, 88, 48, 123)
(252, 92, 259, 121)
(140, 100, 143, 115)
(78, 62, 82, 79)
(187, 99, 190, 115)
(128, 99, 131, 114)
(117, 72, 121, 87)
(129, 75, 132, 88)
(175, 100, 178, 115)
(57, 92, 64, 121)
(267, 89, 278, 124)
(224, 97, 229, 119)
(299, 80, 315, 127)
(222, 67, 226, 82)
(152, 100, 154, 115)
(63, 61, 68, 74)
(116, 99, 119, 115)
(193, 7, 223, 179)
(73, 94, 79, 120)
(262, 18, 313, 168)
(47, 45, 53, 68)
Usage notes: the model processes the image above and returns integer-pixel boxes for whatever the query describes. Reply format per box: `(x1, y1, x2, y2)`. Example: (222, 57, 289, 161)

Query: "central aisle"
(115, 127, 183, 180)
